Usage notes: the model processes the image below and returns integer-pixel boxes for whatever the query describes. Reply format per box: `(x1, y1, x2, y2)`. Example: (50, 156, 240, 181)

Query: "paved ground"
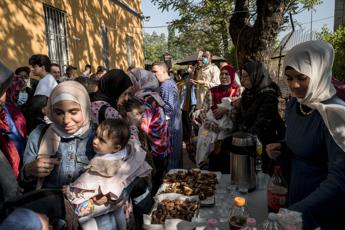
(182, 143, 197, 169)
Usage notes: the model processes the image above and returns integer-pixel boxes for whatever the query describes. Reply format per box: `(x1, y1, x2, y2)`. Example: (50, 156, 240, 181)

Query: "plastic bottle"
(256, 138, 263, 172)
(206, 218, 220, 230)
(240, 217, 257, 230)
(228, 196, 250, 230)
(267, 165, 288, 213)
(262, 213, 283, 230)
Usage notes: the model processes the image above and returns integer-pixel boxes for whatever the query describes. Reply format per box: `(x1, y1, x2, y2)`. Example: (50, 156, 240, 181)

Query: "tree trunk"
(229, 0, 285, 68)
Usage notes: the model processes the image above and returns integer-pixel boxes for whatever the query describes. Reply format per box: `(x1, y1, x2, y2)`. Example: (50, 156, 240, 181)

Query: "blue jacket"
(22, 124, 95, 188)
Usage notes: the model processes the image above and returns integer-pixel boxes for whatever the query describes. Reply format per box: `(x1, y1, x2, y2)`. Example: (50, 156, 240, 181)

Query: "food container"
(143, 193, 200, 230)
(156, 169, 221, 206)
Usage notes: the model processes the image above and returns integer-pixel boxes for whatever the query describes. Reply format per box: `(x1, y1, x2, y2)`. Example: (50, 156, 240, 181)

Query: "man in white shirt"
(28, 54, 57, 131)
(29, 54, 57, 97)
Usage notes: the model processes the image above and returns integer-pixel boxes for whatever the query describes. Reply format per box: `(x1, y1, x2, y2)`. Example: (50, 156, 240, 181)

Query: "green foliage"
(151, 0, 233, 60)
(150, 0, 322, 63)
(144, 32, 168, 62)
(321, 26, 345, 82)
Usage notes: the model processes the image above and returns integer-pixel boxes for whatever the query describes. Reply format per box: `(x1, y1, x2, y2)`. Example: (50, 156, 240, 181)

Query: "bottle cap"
(207, 218, 218, 228)
(246, 217, 256, 227)
(268, 213, 278, 221)
(234, 196, 246, 206)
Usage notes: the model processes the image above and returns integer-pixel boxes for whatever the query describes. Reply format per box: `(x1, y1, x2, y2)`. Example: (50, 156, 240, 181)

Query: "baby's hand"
(92, 194, 109, 206)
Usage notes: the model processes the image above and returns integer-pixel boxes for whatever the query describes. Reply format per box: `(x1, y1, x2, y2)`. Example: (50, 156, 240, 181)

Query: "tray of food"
(157, 169, 221, 206)
(143, 193, 199, 230)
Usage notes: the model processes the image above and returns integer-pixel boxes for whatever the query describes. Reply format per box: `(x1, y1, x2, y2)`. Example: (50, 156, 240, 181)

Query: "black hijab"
(242, 61, 272, 92)
(90, 69, 133, 106)
(241, 61, 279, 109)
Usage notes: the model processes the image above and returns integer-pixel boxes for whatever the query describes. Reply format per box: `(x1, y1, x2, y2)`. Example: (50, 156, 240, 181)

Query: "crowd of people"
(0, 40, 344, 230)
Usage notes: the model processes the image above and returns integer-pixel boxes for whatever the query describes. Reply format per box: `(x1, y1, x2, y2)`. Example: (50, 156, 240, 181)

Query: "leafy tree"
(151, 0, 321, 66)
(151, 0, 233, 60)
(321, 26, 345, 82)
(144, 32, 168, 62)
(229, 0, 322, 67)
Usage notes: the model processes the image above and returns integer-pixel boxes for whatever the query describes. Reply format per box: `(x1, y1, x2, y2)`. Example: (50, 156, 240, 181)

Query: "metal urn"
(230, 132, 257, 192)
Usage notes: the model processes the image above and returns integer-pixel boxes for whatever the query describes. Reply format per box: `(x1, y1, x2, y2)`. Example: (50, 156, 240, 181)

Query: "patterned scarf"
(0, 105, 20, 177)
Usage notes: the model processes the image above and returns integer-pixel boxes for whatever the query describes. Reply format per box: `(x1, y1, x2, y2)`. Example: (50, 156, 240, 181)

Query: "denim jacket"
(22, 124, 95, 188)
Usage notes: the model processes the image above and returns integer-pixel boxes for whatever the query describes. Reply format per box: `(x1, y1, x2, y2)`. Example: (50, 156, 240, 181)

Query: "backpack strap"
(38, 124, 51, 148)
(98, 104, 109, 124)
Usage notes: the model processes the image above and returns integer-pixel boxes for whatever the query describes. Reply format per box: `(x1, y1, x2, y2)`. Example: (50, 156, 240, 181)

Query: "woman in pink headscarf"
(193, 64, 240, 172)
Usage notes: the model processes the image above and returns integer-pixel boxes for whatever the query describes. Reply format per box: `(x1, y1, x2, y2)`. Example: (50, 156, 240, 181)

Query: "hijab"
(36, 81, 91, 189)
(91, 69, 133, 106)
(243, 61, 273, 92)
(240, 61, 279, 111)
(0, 62, 20, 177)
(283, 40, 345, 152)
(220, 64, 239, 92)
(6, 75, 26, 105)
(47, 81, 91, 138)
(129, 68, 165, 106)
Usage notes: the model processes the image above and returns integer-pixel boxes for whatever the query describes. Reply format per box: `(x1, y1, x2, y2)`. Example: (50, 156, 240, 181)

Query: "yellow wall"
(0, 0, 144, 72)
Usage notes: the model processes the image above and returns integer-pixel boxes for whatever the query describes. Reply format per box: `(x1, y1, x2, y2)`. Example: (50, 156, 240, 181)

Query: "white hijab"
(283, 40, 345, 152)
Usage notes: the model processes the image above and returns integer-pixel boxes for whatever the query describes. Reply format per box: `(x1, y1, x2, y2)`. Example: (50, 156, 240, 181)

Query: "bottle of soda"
(206, 218, 220, 230)
(267, 165, 288, 213)
(261, 213, 283, 230)
(228, 196, 250, 230)
(240, 217, 257, 230)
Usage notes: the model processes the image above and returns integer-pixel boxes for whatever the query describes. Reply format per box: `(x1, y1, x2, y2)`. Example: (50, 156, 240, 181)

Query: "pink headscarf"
(6, 75, 26, 104)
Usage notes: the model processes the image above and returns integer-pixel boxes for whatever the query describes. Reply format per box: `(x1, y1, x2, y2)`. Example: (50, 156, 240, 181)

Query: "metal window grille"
(126, 35, 134, 67)
(101, 26, 110, 69)
(43, 4, 69, 72)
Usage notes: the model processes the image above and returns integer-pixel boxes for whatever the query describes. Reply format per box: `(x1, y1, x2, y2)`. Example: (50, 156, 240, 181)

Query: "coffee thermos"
(230, 132, 258, 192)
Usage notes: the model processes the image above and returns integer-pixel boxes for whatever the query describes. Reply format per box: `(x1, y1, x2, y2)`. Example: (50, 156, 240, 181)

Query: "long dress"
(280, 97, 345, 230)
(159, 78, 183, 169)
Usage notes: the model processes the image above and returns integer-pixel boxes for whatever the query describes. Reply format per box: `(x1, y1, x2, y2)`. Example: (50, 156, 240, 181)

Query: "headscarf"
(243, 61, 272, 91)
(283, 40, 345, 152)
(240, 61, 279, 112)
(220, 64, 239, 94)
(6, 75, 26, 105)
(128, 68, 165, 106)
(47, 81, 91, 137)
(0, 61, 20, 177)
(91, 69, 133, 106)
(36, 81, 91, 189)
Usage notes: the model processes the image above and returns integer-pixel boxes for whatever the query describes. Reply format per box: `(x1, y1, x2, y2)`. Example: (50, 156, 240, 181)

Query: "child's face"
(52, 100, 84, 133)
(93, 128, 121, 154)
(126, 106, 144, 127)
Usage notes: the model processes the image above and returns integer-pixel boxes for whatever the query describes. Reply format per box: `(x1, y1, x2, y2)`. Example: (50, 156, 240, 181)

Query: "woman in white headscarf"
(267, 40, 345, 230)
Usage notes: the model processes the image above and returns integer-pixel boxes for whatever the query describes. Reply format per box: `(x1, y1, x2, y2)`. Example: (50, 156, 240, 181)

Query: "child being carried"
(64, 118, 152, 227)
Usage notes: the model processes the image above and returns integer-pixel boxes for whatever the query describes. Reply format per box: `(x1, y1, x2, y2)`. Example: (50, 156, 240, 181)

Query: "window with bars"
(43, 4, 69, 72)
(126, 35, 134, 67)
(101, 26, 110, 70)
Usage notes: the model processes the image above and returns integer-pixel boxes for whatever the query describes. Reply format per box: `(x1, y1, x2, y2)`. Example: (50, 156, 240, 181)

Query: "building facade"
(0, 0, 144, 73)
(334, 0, 345, 30)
